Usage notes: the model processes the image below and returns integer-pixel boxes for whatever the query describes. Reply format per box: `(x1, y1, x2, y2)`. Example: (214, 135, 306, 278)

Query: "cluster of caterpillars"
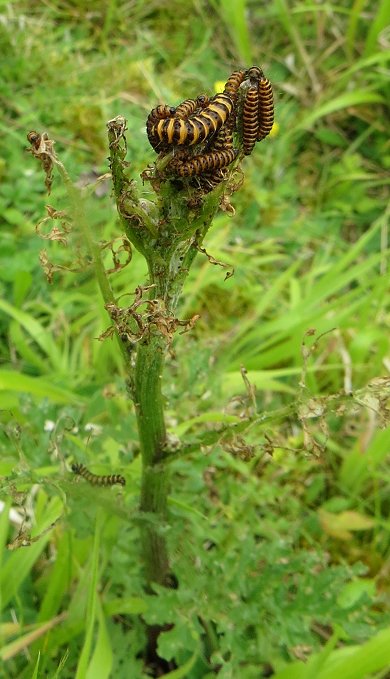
(146, 66, 274, 192)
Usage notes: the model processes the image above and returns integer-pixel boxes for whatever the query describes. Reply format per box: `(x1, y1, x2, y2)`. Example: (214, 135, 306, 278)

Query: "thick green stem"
(134, 338, 170, 585)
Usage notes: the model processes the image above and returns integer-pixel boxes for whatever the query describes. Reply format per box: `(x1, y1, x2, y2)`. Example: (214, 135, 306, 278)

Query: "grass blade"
(85, 599, 113, 679)
(75, 509, 102, 679)
(294, 91, 385, 132)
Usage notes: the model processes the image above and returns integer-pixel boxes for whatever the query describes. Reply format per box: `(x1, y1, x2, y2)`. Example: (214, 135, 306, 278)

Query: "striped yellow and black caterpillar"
(221, 70, 246, 138)
(223, 69, 246, 102)
(199, 169, 225, 189)
(180, 119, 236, 190)
(147, 98, 210, 151)
(257, 76, 274, 141)
(148, 92, 234, 150)
(196, 124, 236, 190)
(242, 85, 259, 155)
(174, 94, 210, 119)
(205, 122, 234, 152)
(146, 104, 176, 152)
(71, 463, 126, 487)
(170, 147, 238, 177)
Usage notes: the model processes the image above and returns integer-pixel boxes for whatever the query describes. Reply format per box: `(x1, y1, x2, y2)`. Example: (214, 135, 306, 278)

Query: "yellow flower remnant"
(214, 80, 226, 94)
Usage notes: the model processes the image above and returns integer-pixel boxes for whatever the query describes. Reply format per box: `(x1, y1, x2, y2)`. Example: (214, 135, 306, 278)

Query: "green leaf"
(86, 599, 113, 679)
(103, 597, 148, 617)
(37, 532, 72, 622)
(294, 91, 385, 131)
(0, 299, 64, 369)
(31, 652, 41, 679)
(75, 509, 102, 679)
(337, 579, 376, 609)
(363, 0, 390, 56)
(0, 615, 66, 661)
(317, 627, 390, 679)
(0, 370, 84, 404)
(273, 628, 390, 679)
(163, 652, 198, 678)
(0, 496, 63, 610)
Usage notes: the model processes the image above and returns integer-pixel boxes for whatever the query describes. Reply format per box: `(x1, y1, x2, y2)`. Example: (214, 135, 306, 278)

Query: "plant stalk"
(134, 338, 170, 585)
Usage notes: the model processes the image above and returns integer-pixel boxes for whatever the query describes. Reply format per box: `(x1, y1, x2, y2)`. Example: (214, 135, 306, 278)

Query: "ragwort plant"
(3, 19, 389, 672)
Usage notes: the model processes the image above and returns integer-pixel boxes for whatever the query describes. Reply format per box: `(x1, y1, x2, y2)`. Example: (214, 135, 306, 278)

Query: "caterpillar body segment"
(171, 147, 238, 177)
(198, 168, 226, 192)
(205, 123, 234, 153)
(223, 69, 246, 101)
(174, 94, 210, 118)
(257, 77, 274, 141)
(146, 104, 176, 151)
(242, 85, 259, 155)
(173, 98, 198, 119)
(148, 104, 176, 120)
(194, 125, 235, 191)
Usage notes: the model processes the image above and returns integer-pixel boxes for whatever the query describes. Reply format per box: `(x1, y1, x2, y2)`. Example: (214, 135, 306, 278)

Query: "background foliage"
(0, 0, 389, 677)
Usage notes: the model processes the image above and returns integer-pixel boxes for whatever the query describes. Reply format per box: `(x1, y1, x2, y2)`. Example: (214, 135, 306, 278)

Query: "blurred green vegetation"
(0, 0, 389, 677)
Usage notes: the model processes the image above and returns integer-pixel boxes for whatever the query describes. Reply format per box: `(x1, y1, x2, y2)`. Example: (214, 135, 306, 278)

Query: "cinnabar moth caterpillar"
(242, 85, 259, 155)
(171, 147, 238, 177)
(223, 69, 246, 101)
(174, 94, 210, 118)
(71, 463, 126, 487)
(257, 77, 274, 141)
(146, 104, 176, 151)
